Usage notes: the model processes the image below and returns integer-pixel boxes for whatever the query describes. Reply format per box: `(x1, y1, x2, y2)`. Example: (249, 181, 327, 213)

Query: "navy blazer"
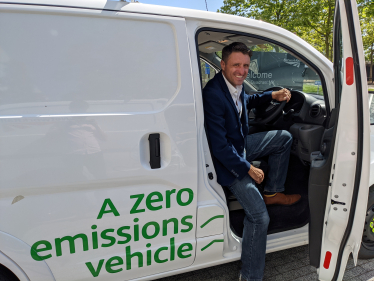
(203, 71, 272, 186)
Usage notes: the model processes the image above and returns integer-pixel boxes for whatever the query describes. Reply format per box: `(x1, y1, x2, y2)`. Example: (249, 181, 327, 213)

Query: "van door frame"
(194, 27, 334, 252)
(194, 27, 332, 119)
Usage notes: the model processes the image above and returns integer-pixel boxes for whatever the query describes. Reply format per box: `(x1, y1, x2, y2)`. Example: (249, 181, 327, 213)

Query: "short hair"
(222, 42, 252, 63)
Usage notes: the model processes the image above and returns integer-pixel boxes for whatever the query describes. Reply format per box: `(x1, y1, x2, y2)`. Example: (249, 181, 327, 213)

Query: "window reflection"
(200, 60, 217, 88)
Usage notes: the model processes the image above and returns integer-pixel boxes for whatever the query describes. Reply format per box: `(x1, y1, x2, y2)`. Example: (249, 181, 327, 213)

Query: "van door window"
(334, 8, 344, 106)
(246, 43, 323, 97)
(200, 59, 217, 88)
(197, 32, 324, 98)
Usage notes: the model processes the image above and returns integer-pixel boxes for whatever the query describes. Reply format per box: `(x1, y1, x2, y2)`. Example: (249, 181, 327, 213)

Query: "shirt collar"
(222, 73, 243, 100)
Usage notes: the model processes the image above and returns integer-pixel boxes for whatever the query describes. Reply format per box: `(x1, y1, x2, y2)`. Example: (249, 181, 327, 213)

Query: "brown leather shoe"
(263, 193, 301, 206)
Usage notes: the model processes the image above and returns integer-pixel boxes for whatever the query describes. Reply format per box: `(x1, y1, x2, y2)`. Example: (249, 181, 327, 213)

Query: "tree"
(218, 0, 304, 30)
(358, 0, 374, 18)
(359, 0, 374, 82)
(218, 0, 374, 64)
(361, 19, 374, 82)
(297, 0, 335, 61)
(218, 0, 335, 60)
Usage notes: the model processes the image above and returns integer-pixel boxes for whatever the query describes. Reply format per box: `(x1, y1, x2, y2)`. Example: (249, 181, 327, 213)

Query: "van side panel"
(0, 6, 197, 281)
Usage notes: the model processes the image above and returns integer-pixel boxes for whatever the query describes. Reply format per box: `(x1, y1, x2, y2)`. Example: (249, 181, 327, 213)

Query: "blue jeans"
(245, 130, 293, 193)
(228, 130, 292, 280)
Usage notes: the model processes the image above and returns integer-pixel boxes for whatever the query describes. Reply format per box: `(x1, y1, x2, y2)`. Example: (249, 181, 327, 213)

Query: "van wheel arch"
(358, 186, 374, 259)
(0, 264, 19, 281)
(0, 231, 54, 281)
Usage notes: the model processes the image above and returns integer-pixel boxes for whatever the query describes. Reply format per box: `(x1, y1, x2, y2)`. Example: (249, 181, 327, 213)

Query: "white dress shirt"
(222, 74, 243, 117)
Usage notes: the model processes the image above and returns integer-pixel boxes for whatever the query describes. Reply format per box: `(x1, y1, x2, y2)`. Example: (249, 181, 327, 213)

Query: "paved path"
(158, 245, 374, 281)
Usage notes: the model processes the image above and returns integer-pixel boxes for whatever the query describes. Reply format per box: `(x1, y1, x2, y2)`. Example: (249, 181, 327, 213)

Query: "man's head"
(221, 42, 252, 87)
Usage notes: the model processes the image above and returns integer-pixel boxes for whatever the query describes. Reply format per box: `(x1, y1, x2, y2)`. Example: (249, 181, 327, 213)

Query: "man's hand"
(272, 88, 291, 103)
(248, 165, 264, 184)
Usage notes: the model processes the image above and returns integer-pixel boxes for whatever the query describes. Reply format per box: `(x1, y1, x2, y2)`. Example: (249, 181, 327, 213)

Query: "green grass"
(304, 84, 374, 94)
(303, 84, 324, 95)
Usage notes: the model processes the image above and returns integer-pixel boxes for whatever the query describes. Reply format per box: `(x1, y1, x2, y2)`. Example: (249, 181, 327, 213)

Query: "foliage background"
(217, 0, 374, 78)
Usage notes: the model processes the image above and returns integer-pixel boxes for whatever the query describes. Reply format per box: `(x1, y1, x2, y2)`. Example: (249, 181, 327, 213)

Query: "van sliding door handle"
(148, 133, 161, 169)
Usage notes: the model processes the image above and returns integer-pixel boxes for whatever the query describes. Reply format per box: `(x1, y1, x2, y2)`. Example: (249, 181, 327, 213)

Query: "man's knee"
(262, 211, 270, 227)
(246, 208, 270, 227)
(279, 130, 293, 147)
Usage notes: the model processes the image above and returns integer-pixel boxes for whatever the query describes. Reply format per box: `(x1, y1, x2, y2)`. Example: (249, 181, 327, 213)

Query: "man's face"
(220, 51, 250, 87)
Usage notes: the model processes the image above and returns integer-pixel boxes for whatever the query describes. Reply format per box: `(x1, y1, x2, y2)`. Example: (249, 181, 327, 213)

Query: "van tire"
(0, 264, 19, 281)
(358, 190, 374, 259)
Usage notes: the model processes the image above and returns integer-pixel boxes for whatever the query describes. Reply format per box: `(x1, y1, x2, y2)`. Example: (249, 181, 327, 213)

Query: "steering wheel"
(248, 87, 287, 126)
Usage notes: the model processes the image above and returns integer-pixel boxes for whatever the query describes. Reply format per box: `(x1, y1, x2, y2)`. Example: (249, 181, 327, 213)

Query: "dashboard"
(247, 90, 328, 163)
(286, 90, 326, 126)
(248, 90, 327, 126)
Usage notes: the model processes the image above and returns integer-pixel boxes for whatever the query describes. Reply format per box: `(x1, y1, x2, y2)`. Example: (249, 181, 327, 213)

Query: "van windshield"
(214, 42, 323, 95)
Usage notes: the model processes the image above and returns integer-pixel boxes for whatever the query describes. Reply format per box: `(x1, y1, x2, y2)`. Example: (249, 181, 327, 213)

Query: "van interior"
(197, 30, 332, 236)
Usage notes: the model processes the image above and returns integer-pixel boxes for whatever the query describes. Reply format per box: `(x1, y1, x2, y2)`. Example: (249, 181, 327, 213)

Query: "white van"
(0, 0, 371, 280)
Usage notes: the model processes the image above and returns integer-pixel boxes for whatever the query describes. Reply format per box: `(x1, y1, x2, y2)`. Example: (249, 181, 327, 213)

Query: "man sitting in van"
(202, 42, 301, 281)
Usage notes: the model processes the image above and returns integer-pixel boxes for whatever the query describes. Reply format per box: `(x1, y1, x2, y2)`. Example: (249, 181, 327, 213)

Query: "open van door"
(309, 0, 370, 280)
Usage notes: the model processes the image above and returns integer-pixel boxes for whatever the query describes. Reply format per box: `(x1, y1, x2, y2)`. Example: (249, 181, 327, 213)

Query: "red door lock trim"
(346, 57, 354, 85)
(323, 251, 332, 269)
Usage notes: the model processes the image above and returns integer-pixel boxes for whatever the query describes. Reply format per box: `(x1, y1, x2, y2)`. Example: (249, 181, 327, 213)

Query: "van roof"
(0, 0, 289, 31)
(1, 0, 332, 67)
(1, 0, 255, 23)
